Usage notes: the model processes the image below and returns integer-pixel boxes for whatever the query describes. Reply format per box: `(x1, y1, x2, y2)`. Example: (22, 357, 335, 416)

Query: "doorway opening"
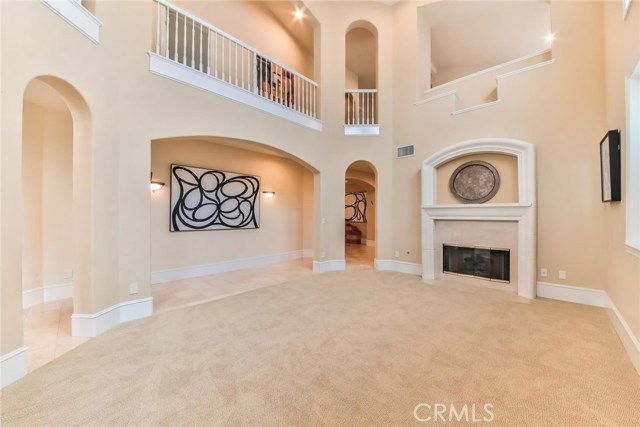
(344, 161, 376, 269)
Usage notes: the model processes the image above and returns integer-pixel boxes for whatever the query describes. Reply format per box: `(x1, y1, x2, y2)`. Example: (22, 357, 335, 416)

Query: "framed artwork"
(600, 130, 622, 202)
(170, 164, 260, 231)
(449, 160, 501, 204)
(623, 0, 632, 20)
(345, 192, 367, 222)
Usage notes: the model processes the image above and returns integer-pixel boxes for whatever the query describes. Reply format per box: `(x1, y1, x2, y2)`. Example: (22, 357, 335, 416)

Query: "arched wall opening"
(344, 160, 377, 269)
(149, 136, 318, 288)
(21, 76, 93, 369)
(345, 21, 378, 126)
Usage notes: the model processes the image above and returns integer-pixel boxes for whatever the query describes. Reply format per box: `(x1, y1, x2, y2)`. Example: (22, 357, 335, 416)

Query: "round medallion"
(449, 160, 500, 204)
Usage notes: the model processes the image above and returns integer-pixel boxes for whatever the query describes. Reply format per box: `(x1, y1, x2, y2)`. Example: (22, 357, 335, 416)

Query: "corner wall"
(603, 0, 640, 351)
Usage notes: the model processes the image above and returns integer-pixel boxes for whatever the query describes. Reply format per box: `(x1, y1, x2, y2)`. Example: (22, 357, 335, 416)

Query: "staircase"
(345, 222, 362, 245)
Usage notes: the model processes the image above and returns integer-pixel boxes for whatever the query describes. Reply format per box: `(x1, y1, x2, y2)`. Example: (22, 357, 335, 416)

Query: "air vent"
(396, 145, 415, 158)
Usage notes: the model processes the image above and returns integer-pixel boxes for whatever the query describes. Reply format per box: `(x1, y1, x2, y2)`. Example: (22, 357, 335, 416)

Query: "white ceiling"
(422, 0, 551, 71)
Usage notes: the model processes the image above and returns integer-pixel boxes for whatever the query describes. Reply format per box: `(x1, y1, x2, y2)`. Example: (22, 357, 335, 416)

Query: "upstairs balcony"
(149, 0, 321, 131)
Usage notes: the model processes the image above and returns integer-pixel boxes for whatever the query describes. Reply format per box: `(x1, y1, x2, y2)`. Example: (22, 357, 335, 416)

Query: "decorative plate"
(449, 160, 500, 204)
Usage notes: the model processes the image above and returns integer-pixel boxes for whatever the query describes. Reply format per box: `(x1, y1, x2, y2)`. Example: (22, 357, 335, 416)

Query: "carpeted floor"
(1, 271, 639, 426)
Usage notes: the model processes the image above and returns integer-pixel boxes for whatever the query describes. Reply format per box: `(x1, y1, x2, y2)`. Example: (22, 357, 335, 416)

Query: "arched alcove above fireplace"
(421, 139, 537, 299)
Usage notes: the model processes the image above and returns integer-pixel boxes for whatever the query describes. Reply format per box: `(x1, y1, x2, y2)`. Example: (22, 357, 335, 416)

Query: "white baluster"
(182, 14, 186, 64)
(213, 32, 217, 78)
(222, 36, 225, 81)
(155, 2, 160, 54)
(189, 18, 193, 67)
(251, 50, 262, 95)
(207, 29, 211, 75)
(173, 10, 178, 61)
(372, 92, 376, 124)
(235, 43, 238, 86)
(198, 23, 202, 72)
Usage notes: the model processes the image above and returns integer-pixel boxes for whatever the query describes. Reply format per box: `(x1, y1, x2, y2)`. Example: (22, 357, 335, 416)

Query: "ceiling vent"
(396, 145, 415, 158)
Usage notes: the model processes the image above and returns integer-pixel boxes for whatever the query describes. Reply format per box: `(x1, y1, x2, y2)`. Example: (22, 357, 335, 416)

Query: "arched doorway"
(21, 77, 92, 370)
(344, 161, 377, 269)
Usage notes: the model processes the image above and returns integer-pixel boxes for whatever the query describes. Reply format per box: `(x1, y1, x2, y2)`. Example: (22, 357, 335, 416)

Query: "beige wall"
(22, 101, 73, 291)
(2, 0, 639, 371)
(392, 0, 608, 291)
(603, 0, 640, 342)
(436, 153, 518, 205)
(151, 138, 311, 272)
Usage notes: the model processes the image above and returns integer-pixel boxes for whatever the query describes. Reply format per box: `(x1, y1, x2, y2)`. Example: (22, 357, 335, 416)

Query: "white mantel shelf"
(422, 203, 533, 220)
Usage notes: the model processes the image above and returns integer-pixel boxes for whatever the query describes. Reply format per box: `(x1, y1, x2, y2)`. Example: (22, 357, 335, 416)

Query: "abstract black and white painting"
(345, 192, 367, 223)
(170, 164, 260, 231)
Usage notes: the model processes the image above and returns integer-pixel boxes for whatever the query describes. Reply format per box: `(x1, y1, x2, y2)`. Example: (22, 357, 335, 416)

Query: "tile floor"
(22, 244, 375, 371)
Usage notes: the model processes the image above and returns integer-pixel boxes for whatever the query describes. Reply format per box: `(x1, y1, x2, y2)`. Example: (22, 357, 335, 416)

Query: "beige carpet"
(2, 271, 639, 426)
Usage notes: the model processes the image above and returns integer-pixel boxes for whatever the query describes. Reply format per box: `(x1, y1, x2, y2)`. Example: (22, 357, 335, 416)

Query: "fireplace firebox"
(443, 244, 510, 283)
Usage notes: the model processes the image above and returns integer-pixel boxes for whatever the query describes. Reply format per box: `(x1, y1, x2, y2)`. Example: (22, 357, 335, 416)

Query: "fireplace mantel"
(423, 203, 532, 220)
(421, 139, 536, 299)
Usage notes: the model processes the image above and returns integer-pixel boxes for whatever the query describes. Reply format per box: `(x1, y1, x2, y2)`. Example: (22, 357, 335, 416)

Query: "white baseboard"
(606, 295, 640, 375)
(375, 259, 422, 275)
(22, 282, 73, 308)
(71, 297, 153, 337)
(312, 260, 346, 273)
(302, 249, 314, 258)
(1, 346, 28, 389)
(536, 281, 608, 307)
(537, 281, 639, 376)
(152, 250, 304, 284)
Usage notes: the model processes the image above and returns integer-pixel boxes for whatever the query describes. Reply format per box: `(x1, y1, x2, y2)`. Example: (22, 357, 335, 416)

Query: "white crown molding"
(71, 297, 153, 337)
(39, 0, 101, 43)
(312, 260, 346, 273)
(148, 53, 322, 132)
(0, 346, 28, 389)
(22, 282, 73, 308)
(375, 259, 422, 275)
(152, 250, 305, 284)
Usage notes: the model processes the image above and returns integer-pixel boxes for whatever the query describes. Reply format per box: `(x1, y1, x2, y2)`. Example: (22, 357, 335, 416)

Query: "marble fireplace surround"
(421, 139, 536, 299)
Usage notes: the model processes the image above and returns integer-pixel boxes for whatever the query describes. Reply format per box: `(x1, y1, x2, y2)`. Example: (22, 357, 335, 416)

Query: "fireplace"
(443, 244, 510, 283)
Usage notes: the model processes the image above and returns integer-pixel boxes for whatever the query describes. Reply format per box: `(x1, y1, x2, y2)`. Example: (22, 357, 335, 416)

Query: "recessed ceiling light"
(546, 33, 556, 43)
(294, 9, 304, 20)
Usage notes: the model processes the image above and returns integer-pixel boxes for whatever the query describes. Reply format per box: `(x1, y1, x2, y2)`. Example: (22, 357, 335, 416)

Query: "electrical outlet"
(394, 250, 400, 258)
(559, 270, 567, 280)
(62, 268, 73, 279)
(321, 251, 326, 258)
(540, 268, 548, 278)
(321, 217, 326, 224)
(129, 282, 139, 295)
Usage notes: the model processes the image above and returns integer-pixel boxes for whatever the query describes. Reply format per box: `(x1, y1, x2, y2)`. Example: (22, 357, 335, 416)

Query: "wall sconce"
(263, 191, 275, 200)
(150, 172, 165, 192)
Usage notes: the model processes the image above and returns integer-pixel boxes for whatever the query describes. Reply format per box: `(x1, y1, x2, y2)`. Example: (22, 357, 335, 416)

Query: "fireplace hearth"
(443, 244, 510, 283)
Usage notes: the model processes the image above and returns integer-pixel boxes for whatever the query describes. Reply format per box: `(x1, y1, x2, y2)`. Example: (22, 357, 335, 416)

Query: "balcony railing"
(153, 0, 318, 119)
(345, 89, 378, 126)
